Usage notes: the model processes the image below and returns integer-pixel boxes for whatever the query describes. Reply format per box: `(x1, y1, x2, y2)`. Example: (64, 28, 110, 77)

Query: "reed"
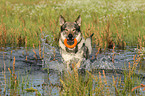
(7, 56, 19, 95)
(2, 55, 143, 95)
(102, 70, 110, 95)
(132, 84, 145, 92)
(0, 0, 145, 48)
(2, 52, 6, 95)
(112, 43, 115, 63)
(33, 43, 37, 60)
(5, 56, 41, 95)
(60, 54, 143, 95)
(60, 68, 94, 96)
(39, 41, 42, 59)
(1, 0, 145, 95)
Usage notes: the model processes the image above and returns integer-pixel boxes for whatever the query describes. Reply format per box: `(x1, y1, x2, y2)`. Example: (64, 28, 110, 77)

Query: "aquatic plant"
(59, 55, 144, 95)
(0, 0, 145, 95)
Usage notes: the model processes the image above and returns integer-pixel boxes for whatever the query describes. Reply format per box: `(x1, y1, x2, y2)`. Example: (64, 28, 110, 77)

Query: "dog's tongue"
(67, 40, 74, 45)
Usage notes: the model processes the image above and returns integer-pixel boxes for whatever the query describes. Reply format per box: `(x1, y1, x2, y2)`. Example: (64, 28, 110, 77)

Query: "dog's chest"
(59, 36, 86, 62)
(60, 49, 84, 62)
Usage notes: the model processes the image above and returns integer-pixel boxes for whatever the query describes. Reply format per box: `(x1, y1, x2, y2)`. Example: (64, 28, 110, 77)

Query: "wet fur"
(59, 15, 94, 70)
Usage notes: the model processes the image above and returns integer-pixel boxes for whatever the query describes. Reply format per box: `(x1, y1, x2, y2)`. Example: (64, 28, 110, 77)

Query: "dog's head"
(59, 15, 82, 46)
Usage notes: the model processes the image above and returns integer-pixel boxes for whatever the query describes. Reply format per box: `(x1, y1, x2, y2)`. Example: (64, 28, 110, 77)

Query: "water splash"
(92, 56, 115, 69)
(41, 32, 116, 72)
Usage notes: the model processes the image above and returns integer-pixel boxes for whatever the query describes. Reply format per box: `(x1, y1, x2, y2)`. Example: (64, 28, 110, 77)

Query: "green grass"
(59, 53, 144, 95)
(4, 56, 144, 96)
(59, 60, 143, 96)
(0, 0, 145, 48)
(0, 0, 145, 95)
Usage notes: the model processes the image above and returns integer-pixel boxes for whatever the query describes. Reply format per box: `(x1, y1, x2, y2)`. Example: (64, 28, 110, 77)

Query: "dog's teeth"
(68, 47, 75, 50)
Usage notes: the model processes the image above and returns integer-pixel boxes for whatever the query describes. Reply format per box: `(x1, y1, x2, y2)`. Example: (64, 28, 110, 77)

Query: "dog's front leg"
(66, 61, 71, 71)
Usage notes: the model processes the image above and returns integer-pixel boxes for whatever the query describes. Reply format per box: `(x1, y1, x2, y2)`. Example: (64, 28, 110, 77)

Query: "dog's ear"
(59, 15, 66, 26)
(75, 15, 81, 26)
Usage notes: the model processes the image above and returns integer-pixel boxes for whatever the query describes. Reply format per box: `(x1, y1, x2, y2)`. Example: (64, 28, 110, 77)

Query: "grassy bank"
(0, 0, 145, 49)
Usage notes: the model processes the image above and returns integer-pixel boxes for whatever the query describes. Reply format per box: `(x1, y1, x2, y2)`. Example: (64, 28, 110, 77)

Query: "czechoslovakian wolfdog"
(59, 15, 94, 70)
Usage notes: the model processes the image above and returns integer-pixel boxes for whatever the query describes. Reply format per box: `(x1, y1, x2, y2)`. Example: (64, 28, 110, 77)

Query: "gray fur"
(59, 15, 93, 70)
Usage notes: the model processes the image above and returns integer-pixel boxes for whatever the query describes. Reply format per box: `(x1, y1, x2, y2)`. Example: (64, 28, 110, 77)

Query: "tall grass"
(2, 50, 144, 95)
(2, 56, 41, 95)
(0, 0, 145, 95)
(0, 0, 145, 49)
(60, 55, 144, 95)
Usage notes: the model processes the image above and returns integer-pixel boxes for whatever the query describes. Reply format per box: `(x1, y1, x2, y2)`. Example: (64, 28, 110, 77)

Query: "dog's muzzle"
(64, 38, 77, 49)
(61, 32, 81, 49)
(68, 33, 73, 40)
(67, 34, 74, 45)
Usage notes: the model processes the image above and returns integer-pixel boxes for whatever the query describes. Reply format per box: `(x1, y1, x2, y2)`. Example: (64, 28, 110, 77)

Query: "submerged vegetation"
(0, 0, 145, 95)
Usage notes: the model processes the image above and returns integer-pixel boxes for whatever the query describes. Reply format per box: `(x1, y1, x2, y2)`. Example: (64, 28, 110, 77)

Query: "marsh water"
(0, 45, 145, 95)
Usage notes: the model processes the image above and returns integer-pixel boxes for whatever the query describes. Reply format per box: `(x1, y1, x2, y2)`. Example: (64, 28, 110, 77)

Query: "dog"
(59, 15, 94, 70)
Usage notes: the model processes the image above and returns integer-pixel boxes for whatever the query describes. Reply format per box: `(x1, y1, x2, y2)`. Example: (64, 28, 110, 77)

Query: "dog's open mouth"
(67, 39, 74, 45)
(64, 38, 77, 48)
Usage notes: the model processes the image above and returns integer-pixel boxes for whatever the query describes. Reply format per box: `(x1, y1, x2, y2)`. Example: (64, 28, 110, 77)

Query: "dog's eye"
(72, 29, 76, 32)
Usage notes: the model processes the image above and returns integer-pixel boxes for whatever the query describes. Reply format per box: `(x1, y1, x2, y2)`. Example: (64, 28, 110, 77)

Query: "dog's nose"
(68, 33, 73, 39)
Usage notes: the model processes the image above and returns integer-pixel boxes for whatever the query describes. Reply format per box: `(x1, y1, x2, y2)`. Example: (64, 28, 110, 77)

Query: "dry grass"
(0, 0, 145, 95)
(0, 0, 145, 49)
(59, 55, 144, 96)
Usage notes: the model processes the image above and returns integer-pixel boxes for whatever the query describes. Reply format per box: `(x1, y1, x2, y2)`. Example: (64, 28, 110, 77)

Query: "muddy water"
(0, 46, 145, 95)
